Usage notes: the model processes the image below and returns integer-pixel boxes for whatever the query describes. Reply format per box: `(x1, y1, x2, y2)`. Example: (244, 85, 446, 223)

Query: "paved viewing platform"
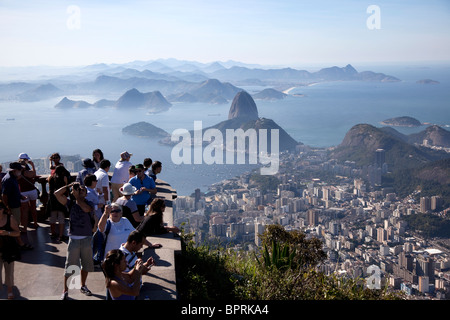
(0, 176, 180, 300)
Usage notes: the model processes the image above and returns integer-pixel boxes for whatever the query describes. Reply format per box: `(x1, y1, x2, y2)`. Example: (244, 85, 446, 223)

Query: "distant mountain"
(228, 91, 259, 121)
(355, 71, 400, 82)
(17, 83, 63, 101)
(3, 60, 402, 104)
(113, 88, 172, 112)
(314, 64, 358, 81)
(417, 79, 440, 85)
(252, 88, 287, 101)
(408, 125, 450, 148)
(201, 62, 226, 73)
(91, 76, 239, 104)
(188, 79, 241, 103)
(380, 116, 422, 127)
(109, 68, 179, 81)
(0, 82, 35, 99)
(210, 66, 312, 83)
(166, 92, 198, 103)
(330, 124, 448, 169)
(54, 88, 172, 112)
(55, 97, 92, 109)
(122, 121, 170, 139)
(93, 99, 115, 108)
(208, 64, 400, 83)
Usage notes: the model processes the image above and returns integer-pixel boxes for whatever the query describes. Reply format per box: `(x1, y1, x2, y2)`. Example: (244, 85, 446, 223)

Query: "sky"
(0, 0, 449, 67)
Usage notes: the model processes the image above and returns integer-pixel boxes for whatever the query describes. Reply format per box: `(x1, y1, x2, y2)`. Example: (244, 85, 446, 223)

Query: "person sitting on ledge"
(102, 249, 147, 300)
(129, 164, 157, 218)
(115, 183, 144, 228)
(137, 198, 180, 236)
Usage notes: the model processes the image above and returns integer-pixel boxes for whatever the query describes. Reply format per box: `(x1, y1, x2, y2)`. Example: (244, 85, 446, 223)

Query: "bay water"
(1, 64, 449, 196)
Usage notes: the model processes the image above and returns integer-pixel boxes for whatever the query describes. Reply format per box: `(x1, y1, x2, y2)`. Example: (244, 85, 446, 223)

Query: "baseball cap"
(18, 153, 30, 160)
(120, 151, 132, 161)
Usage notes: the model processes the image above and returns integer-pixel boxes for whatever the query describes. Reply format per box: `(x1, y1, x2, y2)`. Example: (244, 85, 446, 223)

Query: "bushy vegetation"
(403, 213, 450, 238)
(176, 225, 403, 300)
(383, 158, 450, 207)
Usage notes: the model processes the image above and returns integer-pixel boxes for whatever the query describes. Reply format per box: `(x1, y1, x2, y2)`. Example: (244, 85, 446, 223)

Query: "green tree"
(258, 224, 327, 269)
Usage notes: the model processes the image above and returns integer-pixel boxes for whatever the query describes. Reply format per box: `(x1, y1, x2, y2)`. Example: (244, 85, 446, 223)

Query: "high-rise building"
(416, 255, 435, 281)
(308, 209, 318, 226)
(431, 196, 443, 211)
(377, 227, 387, 243)
(418, 276, 430, 293)
(420, 197, 431, 213)
(399, 252, 414, 272)
(375, 149, 386, 168)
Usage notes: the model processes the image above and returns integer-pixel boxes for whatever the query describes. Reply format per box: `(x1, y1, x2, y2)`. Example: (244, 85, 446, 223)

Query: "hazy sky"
(1, 0, 449, 67)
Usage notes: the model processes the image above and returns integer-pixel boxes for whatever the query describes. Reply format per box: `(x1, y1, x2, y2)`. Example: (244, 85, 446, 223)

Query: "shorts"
(49, 210, 65, 224)
(21, 189, 38, 203)
(9, 207, 21, 224)
(64, 237, 94, 276)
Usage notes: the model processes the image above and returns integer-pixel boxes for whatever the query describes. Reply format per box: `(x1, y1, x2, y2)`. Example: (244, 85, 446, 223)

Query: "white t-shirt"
(104, 217, 135, 254)
(111, 160, 132, 184)
(94, 168, 110, 202)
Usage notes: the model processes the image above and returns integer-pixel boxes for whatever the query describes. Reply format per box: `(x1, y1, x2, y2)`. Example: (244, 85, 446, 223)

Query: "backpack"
(92, 219, 111, 265)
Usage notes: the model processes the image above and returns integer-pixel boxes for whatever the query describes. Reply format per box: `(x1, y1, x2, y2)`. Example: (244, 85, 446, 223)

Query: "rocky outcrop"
(408, 125, 450, 148)
(228, 91, 259, 120)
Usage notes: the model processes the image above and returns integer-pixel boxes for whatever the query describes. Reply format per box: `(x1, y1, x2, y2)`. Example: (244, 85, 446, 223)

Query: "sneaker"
(80, 286, 92, 296)
(60, 291, 68, 300)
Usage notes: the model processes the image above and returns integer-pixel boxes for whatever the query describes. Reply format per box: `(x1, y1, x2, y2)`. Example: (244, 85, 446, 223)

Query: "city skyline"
(1, 0, 450, 68)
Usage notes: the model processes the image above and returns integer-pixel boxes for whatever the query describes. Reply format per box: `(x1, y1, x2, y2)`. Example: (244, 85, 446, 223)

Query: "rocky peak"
(228, 91, 259, 120)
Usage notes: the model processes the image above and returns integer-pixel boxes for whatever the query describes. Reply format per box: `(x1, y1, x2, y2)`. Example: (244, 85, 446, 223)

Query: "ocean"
(1, 63, 449, 196)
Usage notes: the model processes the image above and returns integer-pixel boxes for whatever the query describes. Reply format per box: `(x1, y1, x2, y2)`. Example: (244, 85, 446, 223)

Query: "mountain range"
(0, 60, 401, 104)
(54, 88, 172, 112)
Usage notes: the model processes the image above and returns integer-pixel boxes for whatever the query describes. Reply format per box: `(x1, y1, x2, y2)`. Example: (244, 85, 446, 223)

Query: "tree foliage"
(176, 225, 403, 300)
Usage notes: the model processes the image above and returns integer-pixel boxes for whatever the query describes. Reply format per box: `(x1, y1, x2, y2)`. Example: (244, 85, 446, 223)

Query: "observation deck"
(0, 174, 181, 300)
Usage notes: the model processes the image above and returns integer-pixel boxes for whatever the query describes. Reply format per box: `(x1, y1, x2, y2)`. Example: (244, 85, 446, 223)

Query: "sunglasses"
(111, 209, 121, 213)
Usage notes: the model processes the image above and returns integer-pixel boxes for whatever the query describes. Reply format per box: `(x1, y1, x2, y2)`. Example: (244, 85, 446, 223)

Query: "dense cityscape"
(174, 145, 450, 300)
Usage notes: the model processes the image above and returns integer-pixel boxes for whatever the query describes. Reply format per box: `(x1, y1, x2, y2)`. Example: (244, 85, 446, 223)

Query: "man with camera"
(54, 181, 95, 300)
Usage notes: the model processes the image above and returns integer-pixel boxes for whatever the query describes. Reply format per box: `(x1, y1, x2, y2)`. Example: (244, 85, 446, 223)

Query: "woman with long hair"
(136, 198, 180, 236)
(92, 149, 104, 170)
(102, 249, 145, 300)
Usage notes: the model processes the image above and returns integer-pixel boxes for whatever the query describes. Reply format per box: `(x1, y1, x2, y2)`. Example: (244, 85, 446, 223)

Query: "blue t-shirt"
(129, 175, 155, 205)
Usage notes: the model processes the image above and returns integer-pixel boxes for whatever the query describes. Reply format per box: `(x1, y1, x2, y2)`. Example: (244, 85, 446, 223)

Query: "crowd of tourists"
(0, 149, 179, 300)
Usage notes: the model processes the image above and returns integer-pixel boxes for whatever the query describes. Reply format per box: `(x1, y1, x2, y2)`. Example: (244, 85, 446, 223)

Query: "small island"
(417, 79, 440, 85)
(380, 116, 422, 127)
(122, 121, 170, 139)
